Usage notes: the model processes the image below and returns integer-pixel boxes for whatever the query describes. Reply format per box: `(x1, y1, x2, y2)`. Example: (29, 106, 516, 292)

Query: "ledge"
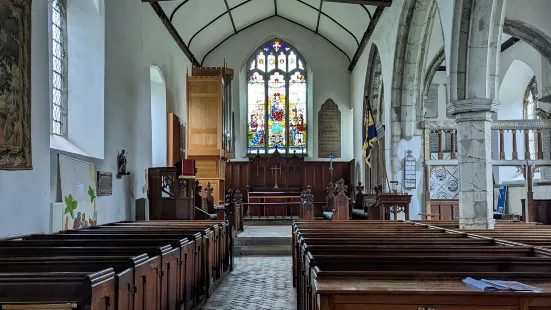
(50, 134, 96, 159)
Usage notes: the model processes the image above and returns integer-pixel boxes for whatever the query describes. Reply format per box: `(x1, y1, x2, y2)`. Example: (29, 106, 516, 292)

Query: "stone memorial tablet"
(97, 171, 113, 196)
(425, 84, 439, 118)
(318, 99, 341, 158)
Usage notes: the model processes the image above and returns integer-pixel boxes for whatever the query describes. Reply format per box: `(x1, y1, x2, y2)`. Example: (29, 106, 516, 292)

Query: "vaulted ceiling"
(155, 0, 390, 68)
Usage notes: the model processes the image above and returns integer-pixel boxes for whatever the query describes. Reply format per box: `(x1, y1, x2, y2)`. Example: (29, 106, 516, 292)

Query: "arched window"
(523, 76, 538, 159)
(52, 0, 68, 136)
(247, 39, 307, 155)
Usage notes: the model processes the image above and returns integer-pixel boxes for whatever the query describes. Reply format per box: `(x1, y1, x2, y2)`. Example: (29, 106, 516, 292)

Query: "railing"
(423, 119, 551, 166)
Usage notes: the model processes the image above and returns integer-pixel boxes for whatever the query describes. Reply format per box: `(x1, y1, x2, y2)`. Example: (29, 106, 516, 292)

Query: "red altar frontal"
(247, 190, 301, 217)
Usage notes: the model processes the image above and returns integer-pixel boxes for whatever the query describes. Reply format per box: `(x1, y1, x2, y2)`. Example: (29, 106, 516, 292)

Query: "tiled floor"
(202, 256, 296, 310)
(237, 225, 292, 238)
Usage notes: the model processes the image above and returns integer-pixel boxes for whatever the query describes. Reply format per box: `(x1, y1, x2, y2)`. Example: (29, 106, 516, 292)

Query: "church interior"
(2, 0, 551, 309)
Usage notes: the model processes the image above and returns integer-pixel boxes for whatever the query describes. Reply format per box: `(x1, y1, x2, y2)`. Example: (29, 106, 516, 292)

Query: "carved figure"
(118, 150, 127, 175)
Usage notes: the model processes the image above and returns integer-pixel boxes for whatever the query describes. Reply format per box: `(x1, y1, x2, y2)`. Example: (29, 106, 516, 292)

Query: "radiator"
(50, 202, 64, 233)
(135, 198, 150, 221)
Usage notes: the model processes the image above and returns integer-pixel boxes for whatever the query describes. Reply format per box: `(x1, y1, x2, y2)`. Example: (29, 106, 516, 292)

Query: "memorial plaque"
(97, 171, 113, 196)
(318, 99, 341, 158)
(425, 84, 439, 118)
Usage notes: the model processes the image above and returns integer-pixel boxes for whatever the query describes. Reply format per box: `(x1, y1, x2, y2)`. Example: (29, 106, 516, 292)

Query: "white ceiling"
(160, 0, 379, 65)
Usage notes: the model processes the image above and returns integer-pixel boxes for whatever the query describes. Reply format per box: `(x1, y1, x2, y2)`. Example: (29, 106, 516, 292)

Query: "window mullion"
(264, 71, 269, 154)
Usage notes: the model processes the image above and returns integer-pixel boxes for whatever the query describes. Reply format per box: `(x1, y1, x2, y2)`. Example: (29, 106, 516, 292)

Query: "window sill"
(50, 134, 96, 159)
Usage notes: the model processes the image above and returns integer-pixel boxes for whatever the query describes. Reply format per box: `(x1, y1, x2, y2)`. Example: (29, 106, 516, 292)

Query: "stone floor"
(238, 225, 292, 237)
(202, 256, 296, 310)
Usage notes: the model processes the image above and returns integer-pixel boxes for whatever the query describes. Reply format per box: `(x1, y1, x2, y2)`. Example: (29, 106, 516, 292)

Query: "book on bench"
(463, 277, 544, 292)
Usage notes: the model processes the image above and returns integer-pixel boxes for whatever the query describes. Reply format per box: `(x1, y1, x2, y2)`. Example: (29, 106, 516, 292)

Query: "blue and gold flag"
(362, 95, 377, 168)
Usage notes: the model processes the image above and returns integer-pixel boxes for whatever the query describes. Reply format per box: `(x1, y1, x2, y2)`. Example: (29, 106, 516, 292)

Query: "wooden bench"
(0, 220, 231, 310)
(292, 220, 551, 310)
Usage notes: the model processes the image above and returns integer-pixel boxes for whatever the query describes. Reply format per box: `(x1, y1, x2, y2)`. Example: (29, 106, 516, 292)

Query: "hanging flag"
(362, 94, 377, 168)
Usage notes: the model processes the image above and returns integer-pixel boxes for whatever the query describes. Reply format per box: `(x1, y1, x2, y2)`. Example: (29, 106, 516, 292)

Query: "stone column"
(452, 105, 496, 229)
(449, 0, 506, 229)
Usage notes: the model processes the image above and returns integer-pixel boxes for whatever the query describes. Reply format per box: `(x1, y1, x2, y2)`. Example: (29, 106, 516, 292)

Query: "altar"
(247, 190, 301, 217)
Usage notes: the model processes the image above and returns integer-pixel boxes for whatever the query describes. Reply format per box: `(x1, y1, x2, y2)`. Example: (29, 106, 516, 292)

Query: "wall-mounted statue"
(117, 150, 130, 179)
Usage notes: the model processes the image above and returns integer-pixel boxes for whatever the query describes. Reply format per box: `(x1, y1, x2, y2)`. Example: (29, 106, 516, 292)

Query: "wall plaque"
(97, 171, 113, 196)
(318, 99, 341, 158)
(425, 84, 439, 118)
(403, 150, 416, 189)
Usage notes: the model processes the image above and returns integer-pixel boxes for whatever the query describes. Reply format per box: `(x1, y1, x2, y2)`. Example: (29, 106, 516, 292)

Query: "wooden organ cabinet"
(186, 67, 234, 204)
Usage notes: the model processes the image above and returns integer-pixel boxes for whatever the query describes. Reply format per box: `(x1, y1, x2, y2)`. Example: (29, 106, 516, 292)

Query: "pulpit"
(369, 191, 412, 220)
(147, 167, 196, 220)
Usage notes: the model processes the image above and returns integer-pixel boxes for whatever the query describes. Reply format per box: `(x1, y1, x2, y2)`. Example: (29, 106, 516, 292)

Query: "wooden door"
(168, 112, 181, 167)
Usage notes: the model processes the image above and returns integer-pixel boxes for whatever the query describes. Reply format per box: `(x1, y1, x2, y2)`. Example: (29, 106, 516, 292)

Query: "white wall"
(352, 0, 417, 214)
(202, 17, 352, 161)
(0, 0, 192, 238)
(0, 0, 51, 237)
(150, 68, 168, 168)
(66, 0, 105, 159)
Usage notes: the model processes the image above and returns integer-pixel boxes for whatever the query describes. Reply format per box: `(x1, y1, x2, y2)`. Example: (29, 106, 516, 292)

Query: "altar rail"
(423, 119, 551, 166)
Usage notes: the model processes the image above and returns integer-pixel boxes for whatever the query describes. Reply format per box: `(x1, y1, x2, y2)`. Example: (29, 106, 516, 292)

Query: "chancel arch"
(246, 39, 308, 156)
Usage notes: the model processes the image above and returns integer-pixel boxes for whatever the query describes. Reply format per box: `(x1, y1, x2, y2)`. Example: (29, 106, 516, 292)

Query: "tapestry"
(429, 165, 459, 199)
(0, 0, 32, 170)
(58, 155, 99, 230)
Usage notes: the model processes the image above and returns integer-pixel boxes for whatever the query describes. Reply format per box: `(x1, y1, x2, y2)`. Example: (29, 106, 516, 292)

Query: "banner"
(58, 155, 98, 230)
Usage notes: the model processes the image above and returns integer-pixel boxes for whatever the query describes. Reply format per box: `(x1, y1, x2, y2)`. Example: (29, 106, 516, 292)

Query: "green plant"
(88, 186, 96, 203)
(64, 194, 78, 219)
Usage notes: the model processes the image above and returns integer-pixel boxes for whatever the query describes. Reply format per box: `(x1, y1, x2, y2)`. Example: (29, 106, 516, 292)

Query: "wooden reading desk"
(247, 190, 301, 217)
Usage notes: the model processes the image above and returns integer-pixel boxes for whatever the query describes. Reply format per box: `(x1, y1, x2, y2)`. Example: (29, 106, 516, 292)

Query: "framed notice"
(97, 171, 113, 196)
(403, 150, 416, 189)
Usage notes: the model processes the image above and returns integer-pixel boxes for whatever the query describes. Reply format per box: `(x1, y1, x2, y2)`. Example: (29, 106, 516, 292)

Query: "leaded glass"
(277, 53, 286, 71)
(52, 0, 66, 136)
(267, 53, 276, 72)
(288, 72, 307, 153)
(246, 39, 308, 155)
(248, 72, 266, 153)
(268, 73, 286, 153)
(288, 52, 297, 71)
(257, 52, 265, 72)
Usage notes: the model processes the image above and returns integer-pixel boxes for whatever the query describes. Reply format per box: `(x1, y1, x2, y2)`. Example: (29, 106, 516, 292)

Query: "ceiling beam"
(348, 6, 384, 71)
(224, 0, 238, 34)
(274, 0, 278, 15)
(148, 2, 200, 67)
(323, 0, 392, 6)
(501, 36, 520, 53)
(315, 1, 323, 33)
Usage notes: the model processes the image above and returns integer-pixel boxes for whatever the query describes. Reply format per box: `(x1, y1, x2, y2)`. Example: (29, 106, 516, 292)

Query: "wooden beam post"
(348, 6, 385, 71)
(148, 2, 201, 67)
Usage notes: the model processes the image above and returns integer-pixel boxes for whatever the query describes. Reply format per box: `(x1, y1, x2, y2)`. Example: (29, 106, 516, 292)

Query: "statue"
(117, 150, 130, 178)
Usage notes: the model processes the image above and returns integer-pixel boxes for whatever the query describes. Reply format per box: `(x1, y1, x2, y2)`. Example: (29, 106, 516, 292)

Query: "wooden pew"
(292, 220, 551, 310)
(0, 269, 116, 310)
(0, 220, 230, 310)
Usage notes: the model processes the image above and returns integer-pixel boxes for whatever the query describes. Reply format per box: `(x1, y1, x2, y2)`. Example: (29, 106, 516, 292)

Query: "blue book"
(463, 277, 544, 292)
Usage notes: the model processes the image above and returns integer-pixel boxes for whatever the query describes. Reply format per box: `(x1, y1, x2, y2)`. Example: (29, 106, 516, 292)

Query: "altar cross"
(329, 153, 335, 182)
(270, 164, 282, 189)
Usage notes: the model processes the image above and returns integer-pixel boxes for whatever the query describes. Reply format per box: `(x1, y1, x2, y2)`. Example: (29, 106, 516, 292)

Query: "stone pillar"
(452, 106, 496, 229)
(448, 0, 506, 229)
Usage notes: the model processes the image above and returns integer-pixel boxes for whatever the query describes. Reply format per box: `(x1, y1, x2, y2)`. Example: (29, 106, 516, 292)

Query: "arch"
(504, 19, 551, 64)
(423, 47, 445, 98)
(245, 39, 308, 155)
(364, 44, 383, 125)
(390, 0, 439, 137)
(240, 35, 311, 73)
(150, 66, 167, 167)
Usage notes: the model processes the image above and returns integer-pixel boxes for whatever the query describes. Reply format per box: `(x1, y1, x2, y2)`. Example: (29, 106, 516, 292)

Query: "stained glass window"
(52, 0, 68, 136)
(247, 39, 308, 155)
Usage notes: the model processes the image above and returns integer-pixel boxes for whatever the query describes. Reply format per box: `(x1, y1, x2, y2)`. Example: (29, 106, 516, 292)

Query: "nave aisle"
(202, 256, 296, 310)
